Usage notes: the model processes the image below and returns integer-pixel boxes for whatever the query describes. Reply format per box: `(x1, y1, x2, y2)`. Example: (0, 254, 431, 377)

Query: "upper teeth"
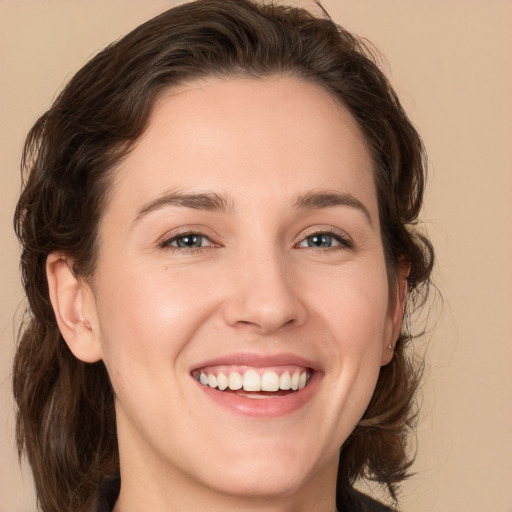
(196, 369, 310, 392)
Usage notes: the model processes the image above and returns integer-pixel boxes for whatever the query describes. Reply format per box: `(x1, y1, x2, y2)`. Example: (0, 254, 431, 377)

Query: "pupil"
(308, 234, 331, 247)
(177, 235, 201, 248)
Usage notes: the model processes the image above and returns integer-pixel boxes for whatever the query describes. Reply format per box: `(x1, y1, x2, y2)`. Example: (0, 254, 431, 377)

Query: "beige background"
(1, 1, 511, 511)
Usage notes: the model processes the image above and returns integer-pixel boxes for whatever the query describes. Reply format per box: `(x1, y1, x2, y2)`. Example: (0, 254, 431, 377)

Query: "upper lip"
(190, 352, 321, 373)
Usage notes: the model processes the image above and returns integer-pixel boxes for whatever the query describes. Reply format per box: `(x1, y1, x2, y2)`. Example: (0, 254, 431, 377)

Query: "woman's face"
(82, 76, 403, 504)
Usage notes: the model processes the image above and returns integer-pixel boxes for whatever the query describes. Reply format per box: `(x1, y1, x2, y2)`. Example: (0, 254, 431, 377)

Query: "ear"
(46, 253, 103, 363)
(381, 260, 410, 366)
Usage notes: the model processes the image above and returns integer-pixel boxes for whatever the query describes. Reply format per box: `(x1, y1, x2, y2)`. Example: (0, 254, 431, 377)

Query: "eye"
(160, 232, 214, 250)
(298, 231, 352, 249)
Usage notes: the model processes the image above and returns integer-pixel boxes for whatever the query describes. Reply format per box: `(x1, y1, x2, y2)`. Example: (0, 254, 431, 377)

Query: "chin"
(206, 462, 309, 500)
(187, 437, 330, 501)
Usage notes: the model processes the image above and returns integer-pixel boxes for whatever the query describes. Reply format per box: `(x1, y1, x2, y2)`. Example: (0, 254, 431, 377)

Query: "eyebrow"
(132, 188, 373, 227)
(132, 191, 233, 227)
(294, 190, 373, 225)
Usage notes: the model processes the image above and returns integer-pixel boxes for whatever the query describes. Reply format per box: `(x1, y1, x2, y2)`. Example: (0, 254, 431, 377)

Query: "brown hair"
(13, 1, 434, 511)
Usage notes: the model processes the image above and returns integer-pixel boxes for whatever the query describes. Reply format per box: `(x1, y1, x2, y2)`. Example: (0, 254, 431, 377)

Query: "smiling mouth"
(192, 365, 312, 397)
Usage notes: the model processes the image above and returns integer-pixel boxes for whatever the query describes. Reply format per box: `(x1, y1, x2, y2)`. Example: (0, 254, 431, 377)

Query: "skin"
(47, 75, 406, 511)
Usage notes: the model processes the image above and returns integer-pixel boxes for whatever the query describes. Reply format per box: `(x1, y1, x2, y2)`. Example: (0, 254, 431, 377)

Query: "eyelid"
(156, 225, 353, 251)
(295, 227, 354, 249)
(157, 228, 220, 250)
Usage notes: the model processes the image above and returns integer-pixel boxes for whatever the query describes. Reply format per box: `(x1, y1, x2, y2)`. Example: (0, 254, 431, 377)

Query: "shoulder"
(339, 487, 396, 512)
(97, 475, 120, 512)
(360, 494, 393, 512)
(354, 491, 395, 512)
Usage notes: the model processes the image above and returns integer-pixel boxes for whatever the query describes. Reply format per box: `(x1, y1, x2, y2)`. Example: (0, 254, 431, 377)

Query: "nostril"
(221, 268, 307, 333)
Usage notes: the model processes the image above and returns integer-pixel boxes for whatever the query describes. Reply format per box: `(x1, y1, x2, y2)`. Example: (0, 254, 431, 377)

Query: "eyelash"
(159, 228, 354, 253)
(297, 229, 354, 250)
(159, 230, 216, 252)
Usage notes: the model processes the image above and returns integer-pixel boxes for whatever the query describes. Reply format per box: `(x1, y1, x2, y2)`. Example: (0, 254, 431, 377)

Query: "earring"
(388, 343, 393, 352)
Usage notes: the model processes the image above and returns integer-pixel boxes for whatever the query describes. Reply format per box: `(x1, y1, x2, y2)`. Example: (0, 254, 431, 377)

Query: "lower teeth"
(229, 389, 294, 397)
(238, 392, 281, 399)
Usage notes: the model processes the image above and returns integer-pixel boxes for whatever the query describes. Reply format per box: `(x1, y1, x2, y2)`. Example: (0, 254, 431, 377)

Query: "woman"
(13, 1, 434, 511)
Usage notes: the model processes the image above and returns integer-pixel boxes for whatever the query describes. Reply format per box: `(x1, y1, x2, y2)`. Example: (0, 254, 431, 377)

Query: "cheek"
(92, 267, 211, 427)
(313, 262, 391, 341)
(94, 262, 220, 369)
(310, 261, 391, 418)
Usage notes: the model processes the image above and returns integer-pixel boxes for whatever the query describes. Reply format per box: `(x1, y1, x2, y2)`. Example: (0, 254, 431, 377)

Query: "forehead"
(106, 75, 377, 222)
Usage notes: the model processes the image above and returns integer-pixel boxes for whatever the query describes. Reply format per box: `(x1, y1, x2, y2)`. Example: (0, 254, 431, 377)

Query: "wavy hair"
(13, 1, 434, 510)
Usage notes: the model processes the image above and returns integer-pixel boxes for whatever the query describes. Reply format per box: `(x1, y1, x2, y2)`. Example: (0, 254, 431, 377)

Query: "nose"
(222, 249, 307, 335)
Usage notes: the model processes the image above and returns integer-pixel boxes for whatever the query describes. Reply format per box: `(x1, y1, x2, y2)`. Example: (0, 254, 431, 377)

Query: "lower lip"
(194, 372, 322, 418)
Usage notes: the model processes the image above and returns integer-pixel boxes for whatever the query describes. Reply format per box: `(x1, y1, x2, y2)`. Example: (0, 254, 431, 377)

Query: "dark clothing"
(97, 475, 393, 511)
(349, 489, 395, 511)
(97, 476, 120, 512)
